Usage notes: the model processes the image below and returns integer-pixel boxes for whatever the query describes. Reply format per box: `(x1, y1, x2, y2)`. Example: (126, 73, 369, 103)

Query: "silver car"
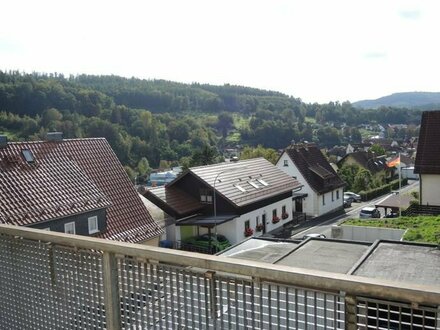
(359, 207, 381, 218)
(344, 191, 361, 202)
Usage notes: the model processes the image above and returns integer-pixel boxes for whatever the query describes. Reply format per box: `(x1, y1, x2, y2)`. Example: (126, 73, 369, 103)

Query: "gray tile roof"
(171, 158, 302, 207)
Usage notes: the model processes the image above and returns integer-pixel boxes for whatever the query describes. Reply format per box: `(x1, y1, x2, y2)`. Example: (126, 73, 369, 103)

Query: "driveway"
(289, 180, 419, 240)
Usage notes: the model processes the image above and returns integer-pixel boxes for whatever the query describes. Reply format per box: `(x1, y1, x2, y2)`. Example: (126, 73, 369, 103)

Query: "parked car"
(302, 233, 326, 240)
(385, 212, 399, 218)
(182, 234, 231, 253)
(343, 196, 352, 208)
(344, 192, 361, 202)
(359, 207, 381, 219)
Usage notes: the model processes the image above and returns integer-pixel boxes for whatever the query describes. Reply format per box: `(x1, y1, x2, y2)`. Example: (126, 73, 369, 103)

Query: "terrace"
(0, 224, 438, 329)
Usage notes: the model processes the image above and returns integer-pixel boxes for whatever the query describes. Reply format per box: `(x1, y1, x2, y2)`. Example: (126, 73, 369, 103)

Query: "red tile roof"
(284, 144, 345, 194)
(0, 138, 163, 242)
(414, 111, 440, 174)
(143, 186, 203, 217)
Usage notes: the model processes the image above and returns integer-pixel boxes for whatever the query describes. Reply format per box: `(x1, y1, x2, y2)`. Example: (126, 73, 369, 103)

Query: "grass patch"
(226, 131, 241, 143)
(304, 116, 316, 124)
(343, 216, 440, 244)
(358, 128, 379, 139)
(233, 114, 249, 129)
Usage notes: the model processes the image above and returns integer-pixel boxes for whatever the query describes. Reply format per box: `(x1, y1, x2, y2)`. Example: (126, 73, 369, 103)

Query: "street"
(290, 180, 419, 240)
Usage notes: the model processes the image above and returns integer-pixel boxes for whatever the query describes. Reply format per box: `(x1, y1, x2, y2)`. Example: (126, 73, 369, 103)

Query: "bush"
(359, 178, 408, 201)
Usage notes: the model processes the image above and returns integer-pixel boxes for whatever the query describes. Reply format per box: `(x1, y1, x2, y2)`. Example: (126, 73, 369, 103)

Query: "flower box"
(256, 223, 264, 232)
(244, 227, 254, 237)
(272, 216, 280, 224)
(282, 212, 289, 220)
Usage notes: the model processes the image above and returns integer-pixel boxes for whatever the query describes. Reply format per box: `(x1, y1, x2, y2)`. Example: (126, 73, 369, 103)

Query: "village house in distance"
(143, 157, 303, 247)
(276, 143, 346, 217)
(0, 133, 163, 245)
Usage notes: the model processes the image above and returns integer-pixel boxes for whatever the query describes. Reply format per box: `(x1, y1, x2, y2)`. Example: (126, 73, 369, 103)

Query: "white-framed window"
(332, 191, 334, 201)
(200, 188, 213, 203)
(336, 190, 340, 199)
(245, 220, 250, 230)
(64, 222, 76, 235)
(256, 215, 260, 226)
(88, 216, 99, 234)
(322, 195, 325, 206)
(283, 160, 288, 166)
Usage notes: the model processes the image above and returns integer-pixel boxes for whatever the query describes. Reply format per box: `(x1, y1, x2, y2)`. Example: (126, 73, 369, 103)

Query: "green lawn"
(233, 114, 249, 129)
(225, 131, 241, 143)
(343, 216, 440, 244)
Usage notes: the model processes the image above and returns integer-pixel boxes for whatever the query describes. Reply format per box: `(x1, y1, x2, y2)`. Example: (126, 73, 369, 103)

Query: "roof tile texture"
(0, 138, 163, 242)
(170, 157, 302, 207)
(414, 111, 440, 174)
(285, 144, 345, 194)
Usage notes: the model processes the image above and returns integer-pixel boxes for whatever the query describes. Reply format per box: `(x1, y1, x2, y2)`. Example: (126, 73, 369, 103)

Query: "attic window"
(256, 179, 269, 187)
(234, 184, 247, 192)
(22, 149, 34, 163)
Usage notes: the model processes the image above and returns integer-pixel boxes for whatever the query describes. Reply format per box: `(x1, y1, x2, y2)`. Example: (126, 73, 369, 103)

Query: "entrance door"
(295, 199, 303, 213)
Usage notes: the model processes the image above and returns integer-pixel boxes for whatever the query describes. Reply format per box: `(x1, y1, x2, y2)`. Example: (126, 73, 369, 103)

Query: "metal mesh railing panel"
(0, 234, 105, 330)
(357, 297, 439, 330)
(213, 277, 345, 329)
(0, 232, 437, 330)
(116, 256, 345, 329)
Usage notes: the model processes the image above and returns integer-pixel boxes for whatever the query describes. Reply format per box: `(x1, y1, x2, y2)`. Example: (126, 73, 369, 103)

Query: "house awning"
(292, 193, 308, 200)
(176, 214, 238, 227)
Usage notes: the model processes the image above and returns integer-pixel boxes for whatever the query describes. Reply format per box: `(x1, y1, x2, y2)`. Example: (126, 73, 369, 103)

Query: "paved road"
(290, 180, 419, 239)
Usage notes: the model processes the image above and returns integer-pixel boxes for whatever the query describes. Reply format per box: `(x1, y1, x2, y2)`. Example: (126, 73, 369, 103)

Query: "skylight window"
(22, 149, 34, 163)
(234, 184, 247, 192)
(248, 181, 260, 189)
(256, 179, 269, 186)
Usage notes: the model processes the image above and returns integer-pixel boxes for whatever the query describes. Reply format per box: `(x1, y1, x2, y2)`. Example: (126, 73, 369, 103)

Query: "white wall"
(331, 225, 405, 242)
(202, 196, 293, 245)
(420, 174, 440, 206)
(277, 153, 314, 215)
(277, 153, 343, 217)
(318, 189, 343, 216)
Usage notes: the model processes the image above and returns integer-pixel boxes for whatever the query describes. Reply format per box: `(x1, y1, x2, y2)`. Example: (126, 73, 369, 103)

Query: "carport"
(375, 194, 412, 216)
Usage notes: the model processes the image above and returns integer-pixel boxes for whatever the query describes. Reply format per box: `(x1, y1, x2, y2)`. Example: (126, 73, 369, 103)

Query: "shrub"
(359, 178, 408, 201)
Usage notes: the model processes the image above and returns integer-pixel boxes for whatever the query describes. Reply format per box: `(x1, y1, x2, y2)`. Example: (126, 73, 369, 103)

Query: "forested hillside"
(353, 92, 440, 109)
(0, 71, 423, 174)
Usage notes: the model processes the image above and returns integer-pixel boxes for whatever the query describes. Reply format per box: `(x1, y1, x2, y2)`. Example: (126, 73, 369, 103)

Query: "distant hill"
(353, 92, 440, 110)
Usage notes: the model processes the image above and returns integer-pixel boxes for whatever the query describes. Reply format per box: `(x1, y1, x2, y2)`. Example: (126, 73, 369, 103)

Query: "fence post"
(205, 271, 217, 319)
(102, 252, 121, 330)
(345, 294, 357, 330)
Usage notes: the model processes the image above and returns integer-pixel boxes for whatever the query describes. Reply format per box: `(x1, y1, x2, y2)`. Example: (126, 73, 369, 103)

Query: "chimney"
(0, 135, 8, 148)
(46, 132, 63, 142)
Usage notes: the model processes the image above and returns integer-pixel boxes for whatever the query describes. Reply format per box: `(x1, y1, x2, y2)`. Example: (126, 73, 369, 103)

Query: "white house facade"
(276, 144, 345, 218)
(144, 158, 302, 250)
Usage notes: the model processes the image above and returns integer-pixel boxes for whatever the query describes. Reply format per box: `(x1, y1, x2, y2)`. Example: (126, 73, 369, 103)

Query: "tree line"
(0, 71, 424, 176)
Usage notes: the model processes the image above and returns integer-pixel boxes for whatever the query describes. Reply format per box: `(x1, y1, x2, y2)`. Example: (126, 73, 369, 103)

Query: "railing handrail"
(1, 224, 439, 306)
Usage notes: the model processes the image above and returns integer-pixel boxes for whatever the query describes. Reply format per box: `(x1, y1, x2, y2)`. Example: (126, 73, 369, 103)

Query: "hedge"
(359, 178, 408, 201)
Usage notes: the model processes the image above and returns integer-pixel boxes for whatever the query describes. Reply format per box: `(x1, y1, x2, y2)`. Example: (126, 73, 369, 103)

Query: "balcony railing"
(0, 224, 438, 330)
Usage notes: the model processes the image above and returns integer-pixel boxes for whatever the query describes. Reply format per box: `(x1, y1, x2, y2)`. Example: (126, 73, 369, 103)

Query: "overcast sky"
(1, 0, 439, 103)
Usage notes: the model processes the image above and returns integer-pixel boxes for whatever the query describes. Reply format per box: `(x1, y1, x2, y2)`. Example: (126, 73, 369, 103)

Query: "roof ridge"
(4, 137, 106, 145)
(188, 157, 266, 171)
